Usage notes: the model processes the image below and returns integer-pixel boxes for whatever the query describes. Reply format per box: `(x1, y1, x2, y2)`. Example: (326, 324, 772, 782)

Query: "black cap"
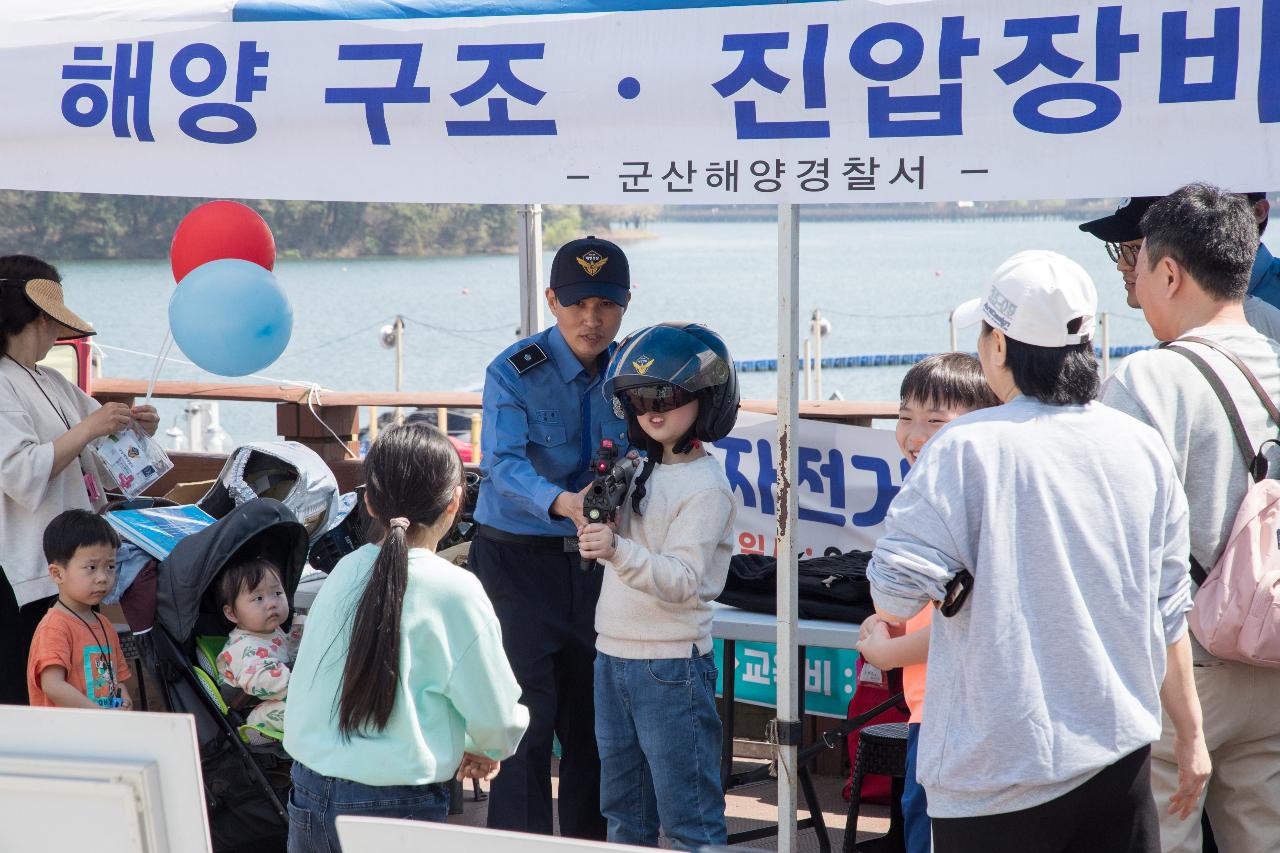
(550, 236, 630, 307)
(1078, 196, 1161, 243)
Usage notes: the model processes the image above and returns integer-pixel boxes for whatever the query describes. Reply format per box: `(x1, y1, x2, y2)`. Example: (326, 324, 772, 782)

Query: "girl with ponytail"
(284, 423, 528, 853)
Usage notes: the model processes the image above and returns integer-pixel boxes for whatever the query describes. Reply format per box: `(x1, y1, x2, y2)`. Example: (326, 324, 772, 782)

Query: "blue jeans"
(287, 761, 449, 853)
(903, 723, 931, 853)
(594, 649, 726, 851)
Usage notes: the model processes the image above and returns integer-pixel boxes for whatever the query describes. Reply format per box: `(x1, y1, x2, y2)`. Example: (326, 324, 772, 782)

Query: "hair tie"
(388, 517, 410, 531)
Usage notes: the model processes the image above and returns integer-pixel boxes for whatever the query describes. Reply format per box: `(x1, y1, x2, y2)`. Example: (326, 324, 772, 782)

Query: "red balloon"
(170, 201, 275, 284)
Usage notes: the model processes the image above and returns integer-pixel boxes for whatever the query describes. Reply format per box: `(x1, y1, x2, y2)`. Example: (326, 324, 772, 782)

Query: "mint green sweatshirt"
(284, 544, 528, 786)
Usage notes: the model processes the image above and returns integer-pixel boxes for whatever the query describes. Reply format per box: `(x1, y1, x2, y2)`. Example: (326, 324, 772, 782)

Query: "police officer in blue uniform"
(472, 236, 631, 839)
(1245, 192, 1280, 308)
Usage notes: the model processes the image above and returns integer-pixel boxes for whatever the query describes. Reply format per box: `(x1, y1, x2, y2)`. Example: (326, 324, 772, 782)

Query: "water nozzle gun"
(581, 439, 637, 572)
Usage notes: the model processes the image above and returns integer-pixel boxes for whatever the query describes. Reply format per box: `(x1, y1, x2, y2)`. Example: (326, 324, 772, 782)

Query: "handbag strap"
(1162, 339, 1274, 586)
(1161, 342, 1260, 476)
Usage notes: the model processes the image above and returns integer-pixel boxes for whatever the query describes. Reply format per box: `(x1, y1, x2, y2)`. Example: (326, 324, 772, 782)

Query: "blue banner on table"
(714, 638, 861, 719)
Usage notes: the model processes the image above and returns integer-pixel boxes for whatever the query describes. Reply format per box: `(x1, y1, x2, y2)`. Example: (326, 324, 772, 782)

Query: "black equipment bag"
(717, 549, 875, 622)
(308, 486, 368, 573)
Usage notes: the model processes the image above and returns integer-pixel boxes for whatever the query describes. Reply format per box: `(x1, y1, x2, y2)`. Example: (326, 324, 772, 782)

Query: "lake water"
(59, 216, 1272, 445)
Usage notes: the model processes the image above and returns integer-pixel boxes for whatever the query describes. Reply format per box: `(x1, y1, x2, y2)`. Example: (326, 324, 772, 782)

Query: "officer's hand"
(551, 487, 589, 528)
(579, 523, 617, 561)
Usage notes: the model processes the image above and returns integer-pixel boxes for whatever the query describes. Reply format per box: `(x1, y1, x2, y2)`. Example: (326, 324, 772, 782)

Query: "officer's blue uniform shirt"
(476, 325, 630, 536)
(1248, 243, 1280, 309)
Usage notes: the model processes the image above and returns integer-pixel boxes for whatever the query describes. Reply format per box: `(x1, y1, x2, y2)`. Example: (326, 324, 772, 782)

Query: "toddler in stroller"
(133, 498, 308, 853)
(216, 556, 301, 740)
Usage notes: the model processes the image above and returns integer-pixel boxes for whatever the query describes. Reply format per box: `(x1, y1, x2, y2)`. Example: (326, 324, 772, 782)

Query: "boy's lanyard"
(57, 600, 117, 699)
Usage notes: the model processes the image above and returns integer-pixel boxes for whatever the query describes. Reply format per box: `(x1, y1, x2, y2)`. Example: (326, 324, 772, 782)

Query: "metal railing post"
(1101, 312, 1111, 376)
(814, 309, 824, 400)
(803, 338, 813, 400)
(470, 413, 483, 463)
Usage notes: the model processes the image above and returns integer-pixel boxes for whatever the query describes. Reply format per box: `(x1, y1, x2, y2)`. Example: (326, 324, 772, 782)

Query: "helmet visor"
(620, 384, 696, 415)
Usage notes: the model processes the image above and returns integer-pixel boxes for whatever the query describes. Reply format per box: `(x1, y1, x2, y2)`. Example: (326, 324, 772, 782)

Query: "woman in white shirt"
(0, 254, 157, 704)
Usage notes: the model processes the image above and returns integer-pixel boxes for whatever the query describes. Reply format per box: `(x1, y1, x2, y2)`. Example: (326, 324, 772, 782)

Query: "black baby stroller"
(132, 498, 307, 853)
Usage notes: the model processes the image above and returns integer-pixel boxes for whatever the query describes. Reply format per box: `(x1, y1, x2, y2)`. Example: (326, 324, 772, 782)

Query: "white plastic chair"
(336, 816, 653, 853)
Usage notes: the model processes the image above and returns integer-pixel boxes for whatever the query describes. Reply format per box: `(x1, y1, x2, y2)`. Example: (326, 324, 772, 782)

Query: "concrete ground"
(448, 758, 892, 852)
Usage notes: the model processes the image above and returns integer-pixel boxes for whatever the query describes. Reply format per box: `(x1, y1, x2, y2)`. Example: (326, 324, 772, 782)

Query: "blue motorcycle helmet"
(603, 322, 739, 456)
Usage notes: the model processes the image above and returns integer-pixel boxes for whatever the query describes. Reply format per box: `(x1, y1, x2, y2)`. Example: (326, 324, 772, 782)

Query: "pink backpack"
(1167, 337, 1280, 667)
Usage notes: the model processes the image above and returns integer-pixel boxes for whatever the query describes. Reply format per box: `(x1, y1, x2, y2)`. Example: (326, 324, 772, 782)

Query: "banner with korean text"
(708, 410, 905, 561)
(2, 0, 1279, 203)
(705, 412, 904, 717)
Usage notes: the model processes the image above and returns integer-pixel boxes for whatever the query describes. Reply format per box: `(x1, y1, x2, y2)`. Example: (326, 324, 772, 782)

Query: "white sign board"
(0, 706, 213, 853)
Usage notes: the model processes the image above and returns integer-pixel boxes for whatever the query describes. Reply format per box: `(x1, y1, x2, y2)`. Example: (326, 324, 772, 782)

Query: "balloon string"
(144, 331, 174, 405)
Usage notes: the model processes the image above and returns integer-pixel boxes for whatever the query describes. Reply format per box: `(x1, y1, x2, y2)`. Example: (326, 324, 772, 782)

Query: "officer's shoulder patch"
(508, 343, 549, 375)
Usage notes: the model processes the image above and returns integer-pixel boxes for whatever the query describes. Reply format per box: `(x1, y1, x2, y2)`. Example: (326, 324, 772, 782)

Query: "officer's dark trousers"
(470, 534, 607, 840)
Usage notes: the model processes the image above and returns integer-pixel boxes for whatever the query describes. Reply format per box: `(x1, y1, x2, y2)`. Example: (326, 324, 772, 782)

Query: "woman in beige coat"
(0, 254, 158, 703)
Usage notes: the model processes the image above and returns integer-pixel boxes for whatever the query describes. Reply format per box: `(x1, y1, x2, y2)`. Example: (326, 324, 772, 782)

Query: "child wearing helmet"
(578, 322, 739, 851)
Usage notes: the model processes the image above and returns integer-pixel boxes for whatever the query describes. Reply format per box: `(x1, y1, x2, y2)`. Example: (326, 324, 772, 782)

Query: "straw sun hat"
(4, 278, 95, 340)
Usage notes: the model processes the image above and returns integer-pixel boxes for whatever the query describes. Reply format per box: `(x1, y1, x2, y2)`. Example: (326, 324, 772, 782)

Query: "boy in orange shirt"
(27, 509, 132, 709)
(856, 354, 996, 853)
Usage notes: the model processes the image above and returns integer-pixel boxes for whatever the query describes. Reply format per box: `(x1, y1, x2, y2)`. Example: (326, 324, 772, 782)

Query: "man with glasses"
(1099, 184, 1280, 853)
(1081, 195, 1280, 342)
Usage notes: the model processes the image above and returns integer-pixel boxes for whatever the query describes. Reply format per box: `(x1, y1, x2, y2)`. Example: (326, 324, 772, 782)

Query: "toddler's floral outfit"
(217, 626, 299, 732)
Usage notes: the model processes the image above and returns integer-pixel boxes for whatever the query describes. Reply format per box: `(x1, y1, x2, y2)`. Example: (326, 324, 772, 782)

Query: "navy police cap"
(550, 236, 630, 307)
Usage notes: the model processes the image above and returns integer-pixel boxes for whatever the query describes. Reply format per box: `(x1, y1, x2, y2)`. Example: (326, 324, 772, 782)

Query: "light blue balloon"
(169, 258, 292, 377)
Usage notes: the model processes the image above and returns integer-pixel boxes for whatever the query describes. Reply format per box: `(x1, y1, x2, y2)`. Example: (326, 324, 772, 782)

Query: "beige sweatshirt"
(595, 454, 735, 659)
(0, 357, 103, 606)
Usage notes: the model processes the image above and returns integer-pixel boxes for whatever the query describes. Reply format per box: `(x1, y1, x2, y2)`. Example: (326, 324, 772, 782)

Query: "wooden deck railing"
(91, 378, 898, 495)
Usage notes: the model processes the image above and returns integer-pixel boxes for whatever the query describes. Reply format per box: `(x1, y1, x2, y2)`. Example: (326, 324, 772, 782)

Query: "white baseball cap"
(951, 250, 1097, 347)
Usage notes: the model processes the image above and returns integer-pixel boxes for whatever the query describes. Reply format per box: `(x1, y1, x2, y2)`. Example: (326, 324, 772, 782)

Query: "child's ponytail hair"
(337, 422, 463, 738)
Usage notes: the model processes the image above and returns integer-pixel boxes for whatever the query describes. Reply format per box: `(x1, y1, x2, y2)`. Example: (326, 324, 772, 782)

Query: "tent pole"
(775, 203, 801, 853)
(517, 203, 544, 337)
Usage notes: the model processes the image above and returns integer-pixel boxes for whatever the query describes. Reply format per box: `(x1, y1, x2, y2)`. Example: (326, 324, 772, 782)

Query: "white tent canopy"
(0, 0, 1274, 202)
(2, 2, 1275, 850)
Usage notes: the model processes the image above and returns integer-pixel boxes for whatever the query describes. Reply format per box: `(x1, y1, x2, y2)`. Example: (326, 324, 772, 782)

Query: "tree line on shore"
(0, 190, 1113, 261)
(0, 191, 662, 261)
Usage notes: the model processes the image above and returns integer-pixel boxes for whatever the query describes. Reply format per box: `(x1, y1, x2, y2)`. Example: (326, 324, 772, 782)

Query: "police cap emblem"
(576, 250, 609, 277)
